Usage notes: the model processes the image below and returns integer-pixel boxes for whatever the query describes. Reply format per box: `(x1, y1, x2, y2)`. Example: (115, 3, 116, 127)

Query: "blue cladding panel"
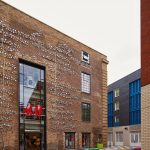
(108, 91, 113, 127)
(129, 79, 141, 125)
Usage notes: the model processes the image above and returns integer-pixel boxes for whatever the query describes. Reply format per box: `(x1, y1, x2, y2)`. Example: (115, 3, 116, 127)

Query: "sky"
(3, 0, 140, 84)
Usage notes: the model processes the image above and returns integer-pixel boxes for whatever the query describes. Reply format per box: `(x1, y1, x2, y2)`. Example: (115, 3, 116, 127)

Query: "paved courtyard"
(103, 146, 141, 150)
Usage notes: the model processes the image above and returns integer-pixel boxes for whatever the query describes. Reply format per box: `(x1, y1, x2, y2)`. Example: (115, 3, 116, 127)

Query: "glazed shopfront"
(0, 1, 108, 150)
(19, 61, 46, 150)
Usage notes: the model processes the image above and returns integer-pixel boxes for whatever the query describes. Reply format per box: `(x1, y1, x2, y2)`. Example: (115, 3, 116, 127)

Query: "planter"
(96, 143, 103, 149)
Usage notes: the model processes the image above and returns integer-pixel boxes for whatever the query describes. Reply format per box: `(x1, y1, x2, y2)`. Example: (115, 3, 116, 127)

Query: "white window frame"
(114, 101, 119, 111)
(115, 132, 123, 146)
(130, 131, 141, 147)
(114, 116, 119, 123)
(107, 133, 113, 147)
(114, 88, 120, 97)
(81, 51, 90, 64)
(81, 73, 91, 93)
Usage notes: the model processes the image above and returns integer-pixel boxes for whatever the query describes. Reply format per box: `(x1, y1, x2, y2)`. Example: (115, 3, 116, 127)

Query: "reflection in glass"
(65, 133, 75, 149)
(19, 63, 45, 150)
(19, 63, 24, 74)
(82, 133, 91, 148)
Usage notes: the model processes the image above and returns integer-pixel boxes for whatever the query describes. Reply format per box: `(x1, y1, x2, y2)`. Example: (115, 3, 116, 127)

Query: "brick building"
(141, 0, 150, 149)
(0, 1, 108, 150)
(107, 69, 141, 148)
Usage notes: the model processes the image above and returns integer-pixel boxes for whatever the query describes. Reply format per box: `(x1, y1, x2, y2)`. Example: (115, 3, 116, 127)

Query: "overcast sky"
(3, 0, 140, 84)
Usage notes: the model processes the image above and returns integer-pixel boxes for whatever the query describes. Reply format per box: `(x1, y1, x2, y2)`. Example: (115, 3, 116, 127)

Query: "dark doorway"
(25, 132, 41, 150)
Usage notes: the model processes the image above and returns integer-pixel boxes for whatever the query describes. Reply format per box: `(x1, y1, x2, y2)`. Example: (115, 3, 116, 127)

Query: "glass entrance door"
(19, 61, 46, 150)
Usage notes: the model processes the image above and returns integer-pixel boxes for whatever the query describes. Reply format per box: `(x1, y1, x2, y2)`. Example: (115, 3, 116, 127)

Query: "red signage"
(23, 103, 43, 118)
(34, 105, 43, 119)
(23, 103, 33, 117)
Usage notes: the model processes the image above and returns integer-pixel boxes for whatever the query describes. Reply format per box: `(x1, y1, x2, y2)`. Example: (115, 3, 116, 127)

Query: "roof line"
(1, 0, 107, 57)
(108, 68, 141, 86)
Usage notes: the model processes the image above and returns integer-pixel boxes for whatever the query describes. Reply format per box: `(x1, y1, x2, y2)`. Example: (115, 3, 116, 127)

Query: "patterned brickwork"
(0, 1, 108, 150)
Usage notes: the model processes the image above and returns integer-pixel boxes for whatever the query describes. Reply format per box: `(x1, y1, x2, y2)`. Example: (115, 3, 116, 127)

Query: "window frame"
(81, 72, 91, 94)
(81, 103, 91, 122)
(114, 101, 119, 111)
(82, 132, 91, 148)
(81, 51, 90, 64)
(18, 59, 46, 150)
(114, 116, 119, 123)
(115, 131, 123, 146)
(114, 88, 120, 97)
(65, 132, 75, 149)
(130, 131, 141, 147)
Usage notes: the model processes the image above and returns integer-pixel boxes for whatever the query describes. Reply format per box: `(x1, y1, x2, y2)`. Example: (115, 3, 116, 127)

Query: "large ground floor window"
(65, 132, 75, 149)
(82, 133, 91, 148)
(115, 132, 123, 146)
(107, 133, 113, 147)
(19, 61, 46, 150)
(130, 131, 141, 147)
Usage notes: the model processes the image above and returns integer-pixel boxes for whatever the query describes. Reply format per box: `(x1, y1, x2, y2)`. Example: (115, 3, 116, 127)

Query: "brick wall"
(141, 85, 150, 150)
(0, 1, 108, 150)
(141, 0, 150, 149)
(141, 0, 150, 86)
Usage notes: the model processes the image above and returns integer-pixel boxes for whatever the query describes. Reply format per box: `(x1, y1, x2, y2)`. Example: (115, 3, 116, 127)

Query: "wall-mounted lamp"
(124, 127, 128, 130)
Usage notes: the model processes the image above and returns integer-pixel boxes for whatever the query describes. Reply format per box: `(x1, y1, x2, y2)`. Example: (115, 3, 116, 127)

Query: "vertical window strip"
(108, 91, 113, 127)
(129, 79, 141, 125)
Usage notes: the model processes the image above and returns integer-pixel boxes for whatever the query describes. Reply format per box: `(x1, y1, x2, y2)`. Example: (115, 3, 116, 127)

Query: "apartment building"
(107, 70, 141, 148)
(0, 1, 108, 150)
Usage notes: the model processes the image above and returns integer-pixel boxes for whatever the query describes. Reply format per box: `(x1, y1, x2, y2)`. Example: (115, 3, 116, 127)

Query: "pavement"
(104, 147, 128, 150)
(69, 146, 141, 150)
(104, 146, 141, 150)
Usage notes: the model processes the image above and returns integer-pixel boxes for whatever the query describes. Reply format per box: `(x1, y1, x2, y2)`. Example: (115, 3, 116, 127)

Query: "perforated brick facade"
(0, 1, 108, 150)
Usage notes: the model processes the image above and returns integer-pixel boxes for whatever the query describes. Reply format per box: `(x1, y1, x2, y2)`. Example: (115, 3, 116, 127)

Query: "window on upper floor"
(81, 51, 90, 64)
(82, 103, 91, 122)
(81, 72, 91, 93)
(129, 79, 141, 125)
(114, 101, 119, 111)
(114, 116, 119, 123)
(114, 88, 120, 97)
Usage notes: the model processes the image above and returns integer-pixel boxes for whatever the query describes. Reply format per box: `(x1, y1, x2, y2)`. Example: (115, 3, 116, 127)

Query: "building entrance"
(25, 132, 41, 150)
(19, 61, 46, 150)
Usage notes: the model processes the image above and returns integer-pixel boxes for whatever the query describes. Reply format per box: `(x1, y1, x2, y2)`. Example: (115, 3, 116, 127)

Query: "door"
(25, 132, 41, 150)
